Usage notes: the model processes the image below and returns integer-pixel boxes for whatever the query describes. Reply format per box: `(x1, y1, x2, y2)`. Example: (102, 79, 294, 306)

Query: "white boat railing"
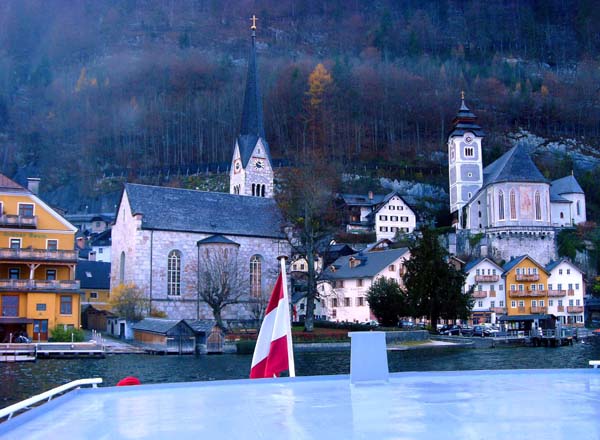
(0, 378, 103, 421)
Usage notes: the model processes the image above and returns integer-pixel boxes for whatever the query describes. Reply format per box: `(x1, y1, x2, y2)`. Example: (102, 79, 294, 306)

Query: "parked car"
(440, 325, 464, 336)
(472, 325, 497, 337)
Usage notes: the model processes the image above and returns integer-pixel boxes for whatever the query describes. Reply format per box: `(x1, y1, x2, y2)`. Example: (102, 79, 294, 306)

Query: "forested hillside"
(1, 0, 599, 211)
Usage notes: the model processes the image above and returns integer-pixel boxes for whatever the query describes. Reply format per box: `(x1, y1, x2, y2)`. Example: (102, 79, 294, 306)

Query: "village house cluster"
(0, 27, 596, 347)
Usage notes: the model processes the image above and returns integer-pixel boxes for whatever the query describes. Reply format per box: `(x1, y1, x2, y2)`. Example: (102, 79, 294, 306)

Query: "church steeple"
(230, 16, 274, 198)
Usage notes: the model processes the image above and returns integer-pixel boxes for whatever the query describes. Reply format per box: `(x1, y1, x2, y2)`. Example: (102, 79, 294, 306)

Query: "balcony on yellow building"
(515, 274, 539, 281)
(530, 306, 547, 314)
(474, 274, 499, 282)
(547, 290, 566, 297)
(0, 279, 80, 291)
(472, 291, 487, 298)
(0, 214, 37, 229)
(567, 306, 584, 313)
(517, 306, 527, 313)
(509, 290, 545, 298)
(0, 248, 78, 263)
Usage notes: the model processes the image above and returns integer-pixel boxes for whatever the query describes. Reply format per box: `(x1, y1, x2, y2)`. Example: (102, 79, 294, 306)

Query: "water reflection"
(1, 337, 599, 409)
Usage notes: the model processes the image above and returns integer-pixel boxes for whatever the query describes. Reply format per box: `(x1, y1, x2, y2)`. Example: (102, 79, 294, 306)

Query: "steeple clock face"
(254, 159, 264, 169)
(234, 160, 241, 174)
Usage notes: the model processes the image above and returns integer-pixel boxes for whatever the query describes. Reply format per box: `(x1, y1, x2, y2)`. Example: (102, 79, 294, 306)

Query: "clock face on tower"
(254, 159, 264, 169)
(234, 160, 241, 174)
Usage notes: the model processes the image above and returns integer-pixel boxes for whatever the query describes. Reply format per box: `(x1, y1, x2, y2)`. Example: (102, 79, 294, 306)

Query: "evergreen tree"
(402, 227, 472, 327)
(366, 277, 407, 327)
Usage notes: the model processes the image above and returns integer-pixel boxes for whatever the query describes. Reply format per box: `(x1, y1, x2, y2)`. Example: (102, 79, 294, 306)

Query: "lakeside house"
(464, 257, 506, 324)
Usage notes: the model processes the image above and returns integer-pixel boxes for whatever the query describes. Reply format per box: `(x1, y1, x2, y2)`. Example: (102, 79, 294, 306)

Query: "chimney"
(76, 236, 86, 249)
(27, 178, 41, 195)
(368, 191, 373, 200)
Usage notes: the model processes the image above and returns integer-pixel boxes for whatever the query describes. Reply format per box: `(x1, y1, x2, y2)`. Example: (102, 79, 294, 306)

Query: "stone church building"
(110, 26, 289, 321)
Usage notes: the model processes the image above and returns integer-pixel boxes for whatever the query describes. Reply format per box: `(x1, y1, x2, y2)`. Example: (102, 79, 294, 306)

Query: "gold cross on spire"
(461, 90, 465, 101)
(250, 15, 258, 30)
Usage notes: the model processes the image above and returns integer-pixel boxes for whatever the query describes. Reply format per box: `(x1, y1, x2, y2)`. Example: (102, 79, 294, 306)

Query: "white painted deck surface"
(1, 369, 599, 439)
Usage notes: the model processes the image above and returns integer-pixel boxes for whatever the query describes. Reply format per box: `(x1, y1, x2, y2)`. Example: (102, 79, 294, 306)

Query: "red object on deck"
(116, 376, 141, 386)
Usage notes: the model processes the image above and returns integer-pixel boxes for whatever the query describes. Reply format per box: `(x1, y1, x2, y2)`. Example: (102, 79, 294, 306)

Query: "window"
(576, 200, 581, 216)
(516, 268, 521, 275)
(499, 284, 504, 291)
(2, 296, 19, 316)
(499, 301, 504, 307)
(99, 248, 103, 254)
(476, 269, 480, 275)
(510, 284, 516, 291)
(167, 250, 182, 296)
(10, 238, 21, 249)
(531, 284, 536, 291)
(478, 285, 483, 291)
(535, 191, 541, 220)
(558, 300, 563, 306)
(299, 303, 305, 310)
(548, 284, 553, 290)
(356, 297, 365, 307)
(344, 297, 351, 307)
(389, 206, 395, 210)
(357, 279, 363, 287)
(575, 283, 580, 290)
(400, 216, 409, 222)
(18, 203, 34, 217)
(511, 301, 516, 308)
(490, 301, 495, 308)
(566, 269, 570, 275)
(465, 147, 474, 157)
(47, 240, 58, 250)
(498, 191, 505, 220)
(568, 283, 573, 290)
(576, 299, 581, 306)
(477, 301, 483, 307)
(549, 300, 553, 307)
(336, 280, 344, 288)
(46, 269, 56, 281)
(539, 300, 544, 307)
(379, 215, 388, 221)
(509, 190, 517, 220)
(331, 298, 338, 307)
(119, 251, 125, 283)
(9, 268, 19, 279)
(388, 265, 395, 272)
(559, 269, 562, 275)
(569, 299, 574, 306)
(250, 255, 262, 297)
(390, 216, 398, 221)
(379, 227, 388, 232)
(518, 300, 524, 307)
(557, 283, 562, 290)
(518, 284, 524, 291)
(36, 303, 46, 311)
(538, 284, 544, 290)
(60, 296, 72, 315)
(90, 292, 98, 299)
(531, 300, 537, 307)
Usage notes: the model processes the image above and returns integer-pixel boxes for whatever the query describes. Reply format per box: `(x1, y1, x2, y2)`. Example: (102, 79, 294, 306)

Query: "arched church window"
(509, 190, 517, 220)
(576, 200, 581, 216)
(250, 255, 262, 297)
(168, 250, 182, 296)
(251, 184, 256, 196)
(535, 191, 541, 220)
(119, 251, 125, 283)
(261, 184, 265, 197)
(498, 191, 505, 220)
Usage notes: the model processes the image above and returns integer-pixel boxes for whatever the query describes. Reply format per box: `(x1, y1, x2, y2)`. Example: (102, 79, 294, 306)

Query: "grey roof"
(545, 258, 584, 275)
(464, 257, 502, 273)
(124, 184, 284, 239)
(551, 175, 584, 195)
(237, 32, 272, 168)
(483, 143, 547, 186)
(323, 248, 409, 280)
(132, 318, 194, 334)
(90, 229, 111, 247)
(498, 314, 556, 322)
(449, 99, 485, 137)
(196, 235, 240, 246)
(370, 191, 414, 216)
(76, 261, 111, 290)
(184, 319, 216, 333)
(339, 193, 387, 207)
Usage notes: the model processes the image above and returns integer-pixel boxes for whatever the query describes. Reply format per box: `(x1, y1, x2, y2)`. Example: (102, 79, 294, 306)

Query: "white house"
(320, 247, 411, 323)
(339, 191, 417, 241)
(545, 259, 585, 326)
(463, 258, 507, 324)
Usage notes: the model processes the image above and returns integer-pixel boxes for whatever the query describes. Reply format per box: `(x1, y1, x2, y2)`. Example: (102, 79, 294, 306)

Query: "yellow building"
(503, 255, 550, 316)
(0, 175, 80, 341)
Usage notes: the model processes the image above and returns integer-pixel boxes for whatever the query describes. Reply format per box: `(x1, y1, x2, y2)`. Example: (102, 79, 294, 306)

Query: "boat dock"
(0, 342, 105, 362)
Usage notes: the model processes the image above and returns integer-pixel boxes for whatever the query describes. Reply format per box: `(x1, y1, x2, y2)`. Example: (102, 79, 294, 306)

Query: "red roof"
(0, 174, 27, 191)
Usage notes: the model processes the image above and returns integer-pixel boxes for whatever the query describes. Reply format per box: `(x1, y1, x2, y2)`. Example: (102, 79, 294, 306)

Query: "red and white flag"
(250, 260, 295, 379)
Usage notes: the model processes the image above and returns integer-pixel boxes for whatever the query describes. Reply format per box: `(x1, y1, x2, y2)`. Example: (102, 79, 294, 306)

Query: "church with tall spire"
(230, 15, 274, 198)
(110, 16, 288, 324)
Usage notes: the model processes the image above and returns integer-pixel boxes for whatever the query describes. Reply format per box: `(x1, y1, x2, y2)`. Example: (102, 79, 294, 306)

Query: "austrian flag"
(250, 265, 295, 379)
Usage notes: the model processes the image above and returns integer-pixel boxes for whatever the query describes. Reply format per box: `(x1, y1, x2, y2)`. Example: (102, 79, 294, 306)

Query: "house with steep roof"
(464, 257, 507, 324)
(76, 260, 111, 311)
(89, 229, 111, 263)
(448, 97, 586, 231)
(338, 191, 417, 241)
(320, 247, 410, 323)
(502, 255, 551, 317)
(110, 26, 289, 323)
(545, 258, 585, 326)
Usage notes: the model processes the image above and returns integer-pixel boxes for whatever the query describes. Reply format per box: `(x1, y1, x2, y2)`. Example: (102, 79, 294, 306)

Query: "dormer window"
(349, 257, 360, 269)
(19, 203, 34, 217)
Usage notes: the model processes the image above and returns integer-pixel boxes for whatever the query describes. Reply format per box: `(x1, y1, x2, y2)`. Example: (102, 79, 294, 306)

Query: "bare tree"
(196, 245, 248, 328)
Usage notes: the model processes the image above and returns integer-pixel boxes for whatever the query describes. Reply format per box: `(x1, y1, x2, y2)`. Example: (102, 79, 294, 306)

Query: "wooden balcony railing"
(517, 306, 527, 314)
(474, 275, 499, 282)
(516, 274, 539, 281)
(557, 305, 565, 312)
(0, 248, 78, 262)
(530, 306, 548, 314)
(0, 214, 37, 229)
(490, 307, 507, 314)
(509, 290, 546, 298)
(0, 279, 80, 291)
(567, 306, 584, 313)
(567, 289, 575, 296)
(489, 290, 496, 297)
(547, 290, 566, 297)
(472, 291, 487, 298)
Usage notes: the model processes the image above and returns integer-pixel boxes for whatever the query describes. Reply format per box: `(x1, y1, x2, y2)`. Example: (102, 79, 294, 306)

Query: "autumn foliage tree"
(109, 283, 148, 321)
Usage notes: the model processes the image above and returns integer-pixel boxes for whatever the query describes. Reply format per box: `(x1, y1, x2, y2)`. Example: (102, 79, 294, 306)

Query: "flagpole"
(278, 255, 295, 378)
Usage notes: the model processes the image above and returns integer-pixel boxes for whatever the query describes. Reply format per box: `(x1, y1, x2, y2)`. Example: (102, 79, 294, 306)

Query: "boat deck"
(1, 368, 599, 439)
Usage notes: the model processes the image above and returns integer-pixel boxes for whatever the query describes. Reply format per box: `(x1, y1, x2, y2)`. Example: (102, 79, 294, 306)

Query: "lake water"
(2, 337, 600, 409)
